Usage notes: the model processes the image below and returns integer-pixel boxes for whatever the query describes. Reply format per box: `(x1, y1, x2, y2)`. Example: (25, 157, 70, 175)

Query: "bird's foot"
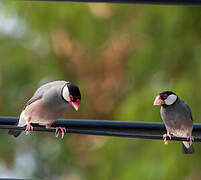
(187, 135, 194, 146)
(26, 122, 34, 135)
(163, 132, 171, 145)
(55, 127, 66, 139)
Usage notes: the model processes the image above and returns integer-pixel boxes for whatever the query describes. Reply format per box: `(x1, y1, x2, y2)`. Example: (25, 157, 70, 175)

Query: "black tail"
(8, 130, 22, 137)
(182, 143, 194, 154)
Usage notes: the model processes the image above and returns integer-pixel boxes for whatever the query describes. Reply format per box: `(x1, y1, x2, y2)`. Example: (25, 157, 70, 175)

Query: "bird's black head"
(159, 91, 176, 100)
(154, 91, 178, 106)
(62, 82, 81, 111)
(67, 82, 81, 102)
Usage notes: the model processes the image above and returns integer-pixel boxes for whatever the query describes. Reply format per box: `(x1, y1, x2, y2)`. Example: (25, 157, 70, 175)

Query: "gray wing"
(23, 81, 67, 109)
(23, 88, 44, 109)
(183, 100, 193, 122)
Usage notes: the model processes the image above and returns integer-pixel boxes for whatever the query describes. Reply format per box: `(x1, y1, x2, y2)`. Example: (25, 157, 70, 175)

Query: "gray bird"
(8, 81, 81, 138)
(154, 91, 194, 154)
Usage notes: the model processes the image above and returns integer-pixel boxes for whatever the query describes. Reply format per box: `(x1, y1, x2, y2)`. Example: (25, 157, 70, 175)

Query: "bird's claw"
(187, 135, 194, 146)
(55, 127, 66, 139)
(163, 132, 171, 145)
(26, 122, 34, 135)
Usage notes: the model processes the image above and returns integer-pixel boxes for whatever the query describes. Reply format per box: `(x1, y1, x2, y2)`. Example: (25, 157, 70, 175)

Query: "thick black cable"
(24, 0, 201, 6)
(2, 124, 201, 142)
(1, 116, 201, 142)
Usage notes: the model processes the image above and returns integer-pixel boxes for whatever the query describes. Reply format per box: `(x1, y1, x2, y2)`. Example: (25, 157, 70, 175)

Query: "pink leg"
(55, 127, 66, 139)
(187, 135, 194, 146)
(163, 132, 171, 145)
(26, 122, 34, 135)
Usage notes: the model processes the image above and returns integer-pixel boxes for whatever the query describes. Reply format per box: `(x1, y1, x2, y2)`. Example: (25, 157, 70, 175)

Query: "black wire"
(1, 116, 201, 142)
(3, 125, 201, 142)
(23, 0, 201, 6)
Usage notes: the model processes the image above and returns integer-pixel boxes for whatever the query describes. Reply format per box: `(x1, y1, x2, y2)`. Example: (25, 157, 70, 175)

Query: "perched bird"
(154, 91, 194, 154)
(8, 81, 81, 138)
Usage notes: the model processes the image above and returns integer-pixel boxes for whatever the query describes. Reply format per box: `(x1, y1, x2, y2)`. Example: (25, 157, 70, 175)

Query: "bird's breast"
(171, 127, 191, 137)
(24, 99, 64, 125)
(161, 106, 192, 137)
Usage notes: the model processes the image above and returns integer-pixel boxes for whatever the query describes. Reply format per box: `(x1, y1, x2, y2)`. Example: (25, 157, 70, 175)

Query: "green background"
(0, 1, 201, 179)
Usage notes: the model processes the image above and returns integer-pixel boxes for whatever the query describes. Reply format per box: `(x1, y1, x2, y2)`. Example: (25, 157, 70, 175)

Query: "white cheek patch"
(165, 94, 177, 105)
(62, 85, 70, 102)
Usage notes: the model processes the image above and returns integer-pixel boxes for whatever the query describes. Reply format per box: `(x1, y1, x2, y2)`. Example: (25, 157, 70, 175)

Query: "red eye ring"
(69, 95, 73, 101)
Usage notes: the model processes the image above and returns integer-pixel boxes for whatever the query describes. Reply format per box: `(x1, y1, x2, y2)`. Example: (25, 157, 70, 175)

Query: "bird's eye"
(69, 95, 73, 101)
(163, 94, 168, 99)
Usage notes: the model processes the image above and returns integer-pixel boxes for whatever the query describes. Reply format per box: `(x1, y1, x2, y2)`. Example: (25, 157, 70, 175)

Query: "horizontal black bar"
(24, 0, 201, 6)
(1, 117, 201, 142)
(2, 124, 201, 142)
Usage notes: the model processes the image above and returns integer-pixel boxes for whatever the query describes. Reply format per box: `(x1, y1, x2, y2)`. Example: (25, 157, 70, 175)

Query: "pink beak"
(153, 95, 164, 105)
(70, 99, 80, 111)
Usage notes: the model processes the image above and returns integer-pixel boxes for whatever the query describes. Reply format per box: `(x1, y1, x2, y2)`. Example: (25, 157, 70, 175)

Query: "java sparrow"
(154, 91, 194, 154)
(8, 81, 81, 138)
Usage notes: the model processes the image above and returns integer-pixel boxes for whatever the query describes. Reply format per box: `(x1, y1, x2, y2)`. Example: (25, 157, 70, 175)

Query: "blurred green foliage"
(0, 1, 201, 179)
